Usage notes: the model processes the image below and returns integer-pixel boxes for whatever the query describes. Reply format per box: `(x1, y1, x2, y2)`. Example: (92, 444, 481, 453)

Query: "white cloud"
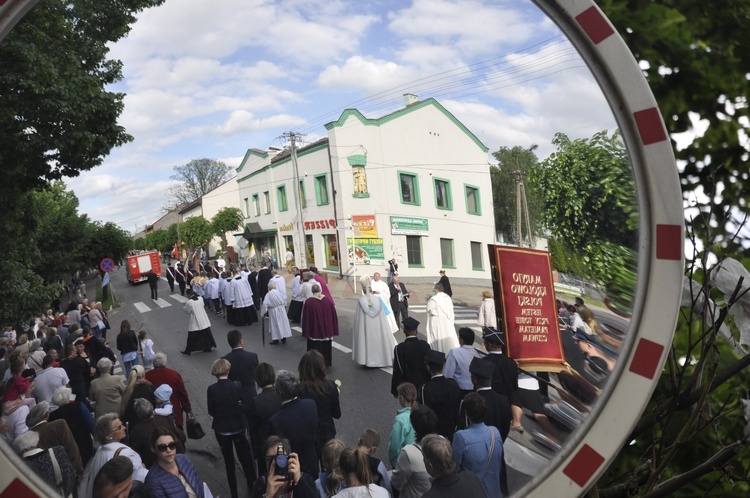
(316, 56, 419, 92)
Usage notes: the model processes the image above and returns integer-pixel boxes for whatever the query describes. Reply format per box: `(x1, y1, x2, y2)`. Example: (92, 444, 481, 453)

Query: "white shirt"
(34, 367, 70, 407)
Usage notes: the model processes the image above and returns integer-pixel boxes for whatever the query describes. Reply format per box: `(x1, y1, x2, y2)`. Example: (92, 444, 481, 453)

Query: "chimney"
(403, 93, 418, 107)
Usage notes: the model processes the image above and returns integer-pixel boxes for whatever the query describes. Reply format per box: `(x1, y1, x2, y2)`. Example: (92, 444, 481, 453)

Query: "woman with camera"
(251, 436, 317, 498)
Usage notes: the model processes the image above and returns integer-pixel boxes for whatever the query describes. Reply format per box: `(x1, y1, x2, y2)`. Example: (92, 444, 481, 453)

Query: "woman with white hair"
(78, 412, 148, 498)
(88, 357, 126, 420)
(14, 430, 77, 497)
(352, 274, 397, 368)
(49, 386, 95, 466)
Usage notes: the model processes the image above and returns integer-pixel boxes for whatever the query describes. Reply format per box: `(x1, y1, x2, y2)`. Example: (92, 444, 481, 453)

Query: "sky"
(65, 0, 618, 234)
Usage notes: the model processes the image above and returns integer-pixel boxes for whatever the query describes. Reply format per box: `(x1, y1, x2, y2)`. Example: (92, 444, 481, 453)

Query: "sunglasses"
(156, 442, 177, 452)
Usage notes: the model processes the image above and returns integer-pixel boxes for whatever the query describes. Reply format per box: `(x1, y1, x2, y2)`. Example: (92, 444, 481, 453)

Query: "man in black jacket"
(391, 317, 431, 396)
(481, 327, 518, 400)
(146, 270, 158, 300)
(223, 330, 260, 408)
(388, 275, 410, 328)
(418, 350, 462, 441)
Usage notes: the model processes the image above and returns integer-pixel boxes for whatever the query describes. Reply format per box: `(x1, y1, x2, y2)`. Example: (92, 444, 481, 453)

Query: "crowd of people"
(0, 259, 610, 498)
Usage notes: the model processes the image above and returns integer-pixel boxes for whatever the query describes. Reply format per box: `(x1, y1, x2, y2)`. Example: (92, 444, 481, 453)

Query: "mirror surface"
(3, 0, 640, 496)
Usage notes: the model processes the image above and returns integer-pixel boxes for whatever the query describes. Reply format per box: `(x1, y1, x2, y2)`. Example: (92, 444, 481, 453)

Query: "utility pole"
(282, 131, 308, 268)
(515, 144, 538, 248)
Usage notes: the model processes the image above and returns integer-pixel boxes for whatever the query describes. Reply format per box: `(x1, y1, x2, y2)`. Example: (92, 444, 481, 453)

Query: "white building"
(235, 96, 495, 284)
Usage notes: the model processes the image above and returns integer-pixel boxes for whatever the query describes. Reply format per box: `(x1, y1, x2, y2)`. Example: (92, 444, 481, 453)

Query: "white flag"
(101, 272, 110, 288)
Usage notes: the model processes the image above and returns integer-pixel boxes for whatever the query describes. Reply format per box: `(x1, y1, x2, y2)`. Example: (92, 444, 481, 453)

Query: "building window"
(399, 172, 420, 205)
(306, 234, 315, 266)
(406, 236, 423, 267)
(298, 180, 307, 208)
(465, 184, 481, 215)
(315, 174, 330, 206)
(263, 191, 271, 214)
(277, 185, 288, 212)
(324, 234, 339, 269)
(471, 241, 483, 270)
(252, 194, 260, 216)
(243, 198, 249, 217)
(434, 178, 452, 210)
(440, 238, 454, 267)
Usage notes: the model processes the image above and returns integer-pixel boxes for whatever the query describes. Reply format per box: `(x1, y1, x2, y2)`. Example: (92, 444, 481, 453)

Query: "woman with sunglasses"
(145, 428, 207, 498)
(78, 413, 148, 498)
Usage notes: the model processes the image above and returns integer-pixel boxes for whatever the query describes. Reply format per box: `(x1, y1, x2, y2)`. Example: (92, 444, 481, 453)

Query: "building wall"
(236, 98, 495, 285)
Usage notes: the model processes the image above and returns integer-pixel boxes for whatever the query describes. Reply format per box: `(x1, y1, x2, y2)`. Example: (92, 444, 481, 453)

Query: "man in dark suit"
(459, 358, 512, 441)
(481, 327, 518, 400)
(388, 275, 410, 327)
(175, 262, 187, 296)
(269, 370, 319, 477)
(257, 263, 272, 304)
(222, 329, 260, 407)
(146, 269, 158, 300)
(248, 266, 260, 309)
(165, 264, 176, 293)
(391, 317, 431, 396)
(418, 350, 462, 441)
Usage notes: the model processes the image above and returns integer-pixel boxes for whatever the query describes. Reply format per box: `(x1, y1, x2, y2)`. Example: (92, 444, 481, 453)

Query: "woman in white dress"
(352, 275, 396, 368)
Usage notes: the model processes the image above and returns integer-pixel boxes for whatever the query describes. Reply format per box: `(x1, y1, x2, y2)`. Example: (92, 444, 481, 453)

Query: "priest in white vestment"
(269, 270, 287, 302)
(370, 272, 399, 333)
(261, 282, 292, 345)
(426, 282, 459, 354)
(352, 275, 397, 367)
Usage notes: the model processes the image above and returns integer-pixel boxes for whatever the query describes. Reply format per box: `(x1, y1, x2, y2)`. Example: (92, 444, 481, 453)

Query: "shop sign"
(390, 216, 429, 236)
(304, 219, 337, 230)
(352, 215, 378, 238)
(347, 238, 385, 265)
(279, 223, 294, 232)
(494, 246, 565, 372)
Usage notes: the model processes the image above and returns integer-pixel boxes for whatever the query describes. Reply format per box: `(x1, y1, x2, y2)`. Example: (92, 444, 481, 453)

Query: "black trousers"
(215, 431, 256, 498)
(167, 278, 175, 292)
(178, 280, 186, 295)
(393, 301, 409, 327)
(149, 283, 158, 300)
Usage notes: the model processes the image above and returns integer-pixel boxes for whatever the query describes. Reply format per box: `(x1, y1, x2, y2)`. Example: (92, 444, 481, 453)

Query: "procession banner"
(494, 245, 566, 372)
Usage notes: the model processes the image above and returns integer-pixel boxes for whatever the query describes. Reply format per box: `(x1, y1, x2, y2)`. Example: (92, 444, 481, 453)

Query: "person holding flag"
(175, 262, 187, 296)
(166, 263, 176, 293)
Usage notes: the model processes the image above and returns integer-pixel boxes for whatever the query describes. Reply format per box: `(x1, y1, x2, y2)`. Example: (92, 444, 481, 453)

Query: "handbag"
(48, 448, 72, 498)
(186, 412, 206, 439)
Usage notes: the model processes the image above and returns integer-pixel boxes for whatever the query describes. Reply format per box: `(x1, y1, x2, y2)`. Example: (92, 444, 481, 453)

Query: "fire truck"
(126, 250, 162, 284)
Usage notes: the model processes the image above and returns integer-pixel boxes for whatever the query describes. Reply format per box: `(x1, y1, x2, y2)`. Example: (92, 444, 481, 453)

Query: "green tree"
(528, 130, 638, 286)
(178, 216, 213, 264)
(87, 222, 132, 267)
(167, 159, 234, 206)
(490, 145, 542, 244)
(600, 0, 750, 248)
(28, 182, 91, 284)
(212, 207, 245, 252)
(0, 0, 164, 212)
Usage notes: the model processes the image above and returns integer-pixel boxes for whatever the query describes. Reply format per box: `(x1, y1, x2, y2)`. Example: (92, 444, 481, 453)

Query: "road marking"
(332, 342, 352, 354)
(134, 302, 152, 313)
(170, 294, 189, 303)
(154, 298, 172, 308)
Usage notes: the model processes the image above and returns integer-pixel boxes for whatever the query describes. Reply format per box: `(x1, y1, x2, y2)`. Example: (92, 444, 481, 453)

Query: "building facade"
(235, 97, 495, 284)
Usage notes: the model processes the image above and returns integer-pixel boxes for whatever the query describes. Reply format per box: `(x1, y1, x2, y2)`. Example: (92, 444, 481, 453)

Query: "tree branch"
(640, 441, 744, 498)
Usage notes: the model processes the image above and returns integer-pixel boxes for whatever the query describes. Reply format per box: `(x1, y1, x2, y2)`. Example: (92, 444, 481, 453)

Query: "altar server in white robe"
(230, 269, 258, 326)
(261, 282, 292, 345)
(269, 270, 287, 302)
